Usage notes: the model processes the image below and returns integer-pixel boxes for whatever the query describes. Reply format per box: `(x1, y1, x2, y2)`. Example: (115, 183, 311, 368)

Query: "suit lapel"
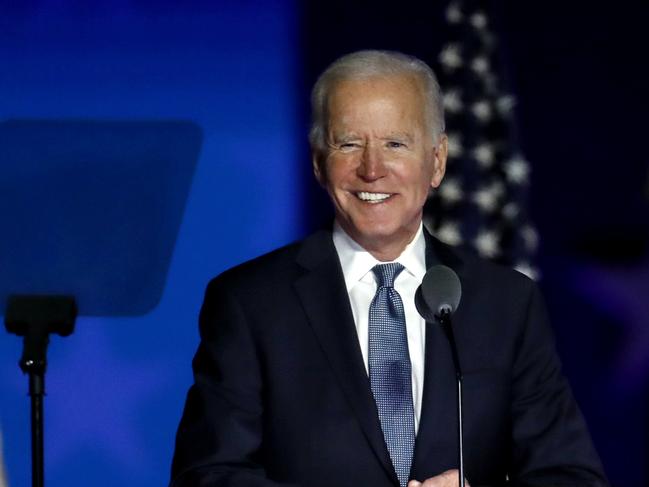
(293, 231, 398, 484)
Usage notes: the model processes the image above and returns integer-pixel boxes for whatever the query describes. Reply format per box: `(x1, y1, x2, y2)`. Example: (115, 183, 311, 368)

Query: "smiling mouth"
(355, 191, 394, 203)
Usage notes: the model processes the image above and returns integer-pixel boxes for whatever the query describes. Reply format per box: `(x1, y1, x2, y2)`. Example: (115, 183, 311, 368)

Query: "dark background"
(1, 1, 647, 486)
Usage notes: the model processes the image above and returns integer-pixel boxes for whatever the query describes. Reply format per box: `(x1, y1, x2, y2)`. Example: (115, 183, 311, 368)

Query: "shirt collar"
(332, 221, 427, 292)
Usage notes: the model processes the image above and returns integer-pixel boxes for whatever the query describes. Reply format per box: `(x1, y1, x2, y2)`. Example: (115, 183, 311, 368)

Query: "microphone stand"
(5, 295, 77, 487)
(436, 307, 464, 487)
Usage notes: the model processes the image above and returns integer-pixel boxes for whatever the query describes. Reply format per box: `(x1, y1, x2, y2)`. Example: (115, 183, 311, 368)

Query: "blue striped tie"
(369, 263, 415, 487)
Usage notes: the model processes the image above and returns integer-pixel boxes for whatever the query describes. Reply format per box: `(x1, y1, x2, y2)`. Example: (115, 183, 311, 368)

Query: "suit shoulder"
(450, 243, 538, 297)
(206, 239, 304, 294)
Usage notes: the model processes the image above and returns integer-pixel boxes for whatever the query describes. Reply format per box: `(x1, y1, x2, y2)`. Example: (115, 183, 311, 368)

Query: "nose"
(356, 144, 387, 181)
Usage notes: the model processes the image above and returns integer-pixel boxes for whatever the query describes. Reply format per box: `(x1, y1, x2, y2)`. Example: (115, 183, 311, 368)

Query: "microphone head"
(415, 285, 437, 322)
(415, 265, 462, 320)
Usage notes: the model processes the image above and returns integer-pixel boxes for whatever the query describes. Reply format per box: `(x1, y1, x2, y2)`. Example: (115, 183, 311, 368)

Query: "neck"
(364, 240, 410, 262)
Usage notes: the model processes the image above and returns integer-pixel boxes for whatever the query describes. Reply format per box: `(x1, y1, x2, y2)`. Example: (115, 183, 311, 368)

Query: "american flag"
(424, 0, 539, 280)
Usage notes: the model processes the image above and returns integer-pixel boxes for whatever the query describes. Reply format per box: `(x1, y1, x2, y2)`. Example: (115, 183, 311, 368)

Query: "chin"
(352, 224, 404, 246)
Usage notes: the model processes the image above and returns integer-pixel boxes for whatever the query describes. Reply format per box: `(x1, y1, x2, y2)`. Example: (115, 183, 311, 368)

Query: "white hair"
(309, 50, 445, 157)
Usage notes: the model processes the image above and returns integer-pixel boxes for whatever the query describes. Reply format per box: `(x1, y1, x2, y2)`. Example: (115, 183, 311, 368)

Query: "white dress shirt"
(332, 221, 427, 432)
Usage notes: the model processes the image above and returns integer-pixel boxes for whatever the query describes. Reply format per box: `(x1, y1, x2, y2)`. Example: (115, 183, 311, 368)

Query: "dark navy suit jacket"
(170, 230, 608, 487)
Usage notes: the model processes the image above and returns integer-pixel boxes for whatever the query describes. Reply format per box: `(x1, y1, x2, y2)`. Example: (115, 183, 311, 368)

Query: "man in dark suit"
(170, 50, 608, 487)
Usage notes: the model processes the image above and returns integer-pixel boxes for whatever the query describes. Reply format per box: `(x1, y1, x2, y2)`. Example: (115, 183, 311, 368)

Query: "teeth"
(356, 191, 392, 202)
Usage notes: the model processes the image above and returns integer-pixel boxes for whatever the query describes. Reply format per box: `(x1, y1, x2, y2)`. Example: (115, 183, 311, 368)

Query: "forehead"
(326, 74, 427, 131)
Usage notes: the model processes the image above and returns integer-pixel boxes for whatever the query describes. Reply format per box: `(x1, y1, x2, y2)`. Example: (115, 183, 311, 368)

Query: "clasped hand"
(408, 469, 470, 487)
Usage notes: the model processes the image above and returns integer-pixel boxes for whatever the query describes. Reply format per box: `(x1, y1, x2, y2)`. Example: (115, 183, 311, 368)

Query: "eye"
(339, 142, 361, 151)
(386, 140, 406, 149)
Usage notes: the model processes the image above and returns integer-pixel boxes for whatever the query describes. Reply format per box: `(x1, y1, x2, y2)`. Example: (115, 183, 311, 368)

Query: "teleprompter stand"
(4, 295, 77, 487)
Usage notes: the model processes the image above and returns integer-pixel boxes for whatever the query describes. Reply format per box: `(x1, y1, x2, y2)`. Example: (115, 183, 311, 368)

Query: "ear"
(430, 134, 448, 189)
(312, 151, 327, 187)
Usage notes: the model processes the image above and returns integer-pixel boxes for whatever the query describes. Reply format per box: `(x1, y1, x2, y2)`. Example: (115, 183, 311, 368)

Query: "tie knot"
(372, 263, 405, 288)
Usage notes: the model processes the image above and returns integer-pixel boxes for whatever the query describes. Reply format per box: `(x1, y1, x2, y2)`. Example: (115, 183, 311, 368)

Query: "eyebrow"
(329, 133, 361, 144)
(329, 132, 415, 143)
(381, 133, 414, 142)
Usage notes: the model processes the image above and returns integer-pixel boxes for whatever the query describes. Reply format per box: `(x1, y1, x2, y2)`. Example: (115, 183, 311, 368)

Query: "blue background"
(1, 1, 648, 486)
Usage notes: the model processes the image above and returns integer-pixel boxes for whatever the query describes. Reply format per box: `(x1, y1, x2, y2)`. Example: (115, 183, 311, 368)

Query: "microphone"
(415, 265, 465, 487)
(414, 264, 461, 320)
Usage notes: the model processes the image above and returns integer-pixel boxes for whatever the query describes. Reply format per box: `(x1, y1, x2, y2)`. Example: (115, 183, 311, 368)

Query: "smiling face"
(313, 74, 447, 261)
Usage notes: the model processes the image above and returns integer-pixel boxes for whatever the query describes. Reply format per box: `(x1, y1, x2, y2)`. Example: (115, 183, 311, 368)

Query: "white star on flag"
(521, 225, 539, 251)
(474, 229, 500, 258)
(504, 155, 530, 184)
(439, 43, 463, 70)
(496, 94, 515, 116)
(471, 56, 489, 75)
(443, 89, 463, 113)
(446, 1, 463, 23)
(471, 100, 492, 122)
(436, 221, 463, 246)
(473, 142, 495, 168)
(472, 183, 502, 212)
(438, 177, 464, 204)
(447, 132, 463, 157)
(502, 202, 520, 220)
(470, 11, 488, 30)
